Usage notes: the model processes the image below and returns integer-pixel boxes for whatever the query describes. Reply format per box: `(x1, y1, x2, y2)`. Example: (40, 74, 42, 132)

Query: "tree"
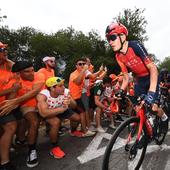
(115, 8, 148, 44)
(158, 56, 170, 71)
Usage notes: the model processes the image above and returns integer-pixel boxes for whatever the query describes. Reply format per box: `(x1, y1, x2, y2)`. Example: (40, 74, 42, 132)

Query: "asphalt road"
(12, 121, 170, 170)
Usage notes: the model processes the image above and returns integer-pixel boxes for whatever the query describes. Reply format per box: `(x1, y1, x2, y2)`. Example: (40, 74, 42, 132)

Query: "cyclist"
(159, 68, 170, 88)
(105, 22, 168, 133)
(159, 67, 170, 112)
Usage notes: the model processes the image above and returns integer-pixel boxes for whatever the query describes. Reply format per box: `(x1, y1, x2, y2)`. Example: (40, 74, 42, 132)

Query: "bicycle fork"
(126, 109, 146, 159)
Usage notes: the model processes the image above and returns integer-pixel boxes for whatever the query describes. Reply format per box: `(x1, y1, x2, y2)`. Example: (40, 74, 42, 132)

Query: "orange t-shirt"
(37, 68, 55, 89)
(0, 64, 14, 102)
(17, 73, 44, 107)
(37, 68, 55, 81)
(69, 70, 85, 100)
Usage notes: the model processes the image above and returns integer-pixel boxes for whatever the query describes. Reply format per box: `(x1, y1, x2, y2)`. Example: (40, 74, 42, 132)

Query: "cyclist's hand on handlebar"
(114, 89, 126, 99)
(144, 91, 156, 105)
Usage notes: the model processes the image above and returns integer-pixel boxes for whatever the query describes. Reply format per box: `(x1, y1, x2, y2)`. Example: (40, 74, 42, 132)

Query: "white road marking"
(78, 128, 170, 169)
(165, 155, 170, 170)
(77, 131, 112, 164)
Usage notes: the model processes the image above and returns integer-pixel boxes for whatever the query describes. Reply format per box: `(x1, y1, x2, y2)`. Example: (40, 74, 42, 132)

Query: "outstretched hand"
(0, 99, 18, 116)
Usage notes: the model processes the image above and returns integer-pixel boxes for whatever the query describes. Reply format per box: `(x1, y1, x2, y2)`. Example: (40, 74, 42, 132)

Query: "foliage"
(2, 7, 169, 80)
(115, 8, 148, 44)
(158, 56, 170, 71)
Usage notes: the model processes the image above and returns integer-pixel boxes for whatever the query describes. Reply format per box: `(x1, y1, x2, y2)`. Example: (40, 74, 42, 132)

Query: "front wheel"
(102, 117, 148, 170)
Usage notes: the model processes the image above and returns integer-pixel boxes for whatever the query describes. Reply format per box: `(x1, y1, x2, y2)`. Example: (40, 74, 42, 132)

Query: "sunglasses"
(0, 48, 7, 52)
(56, 78, 62, 83)
(106, 34, 118, 42)
(77, 62, 86, 66)
(53, 78, 64, 87)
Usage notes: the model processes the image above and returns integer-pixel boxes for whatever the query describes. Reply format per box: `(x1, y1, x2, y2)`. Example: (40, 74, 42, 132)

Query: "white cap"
(42, 56, 55, 63)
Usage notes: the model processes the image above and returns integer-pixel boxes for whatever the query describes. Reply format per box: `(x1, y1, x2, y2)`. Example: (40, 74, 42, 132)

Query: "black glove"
(115, 89, 126, 98)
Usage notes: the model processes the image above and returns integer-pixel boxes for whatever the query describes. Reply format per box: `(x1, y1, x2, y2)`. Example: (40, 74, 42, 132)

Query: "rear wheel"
(154, 116, 167, 145)
(102, 117, 148, 170)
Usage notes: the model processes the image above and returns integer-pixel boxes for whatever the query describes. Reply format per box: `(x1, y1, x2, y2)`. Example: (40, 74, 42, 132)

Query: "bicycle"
(102, 93, 169, 170)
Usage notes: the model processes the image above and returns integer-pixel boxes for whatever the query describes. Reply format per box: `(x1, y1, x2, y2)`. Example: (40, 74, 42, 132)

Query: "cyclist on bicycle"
(159, 68, 170, 88)
(105, 22, 168, 133)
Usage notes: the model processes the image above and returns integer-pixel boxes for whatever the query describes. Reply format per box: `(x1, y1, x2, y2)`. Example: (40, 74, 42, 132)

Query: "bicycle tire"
(102, 117, 148, 170)
(154, 116, 167, 145)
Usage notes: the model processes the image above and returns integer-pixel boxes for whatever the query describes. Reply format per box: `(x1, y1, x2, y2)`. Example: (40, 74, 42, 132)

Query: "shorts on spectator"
(20, 106, 38, 115)
(81, 93, 89, 111)
(89, 97, 97, 110)
(0, 107, 23, 124)
(73, 98, 85, 113)
(57, 109, 75, 120)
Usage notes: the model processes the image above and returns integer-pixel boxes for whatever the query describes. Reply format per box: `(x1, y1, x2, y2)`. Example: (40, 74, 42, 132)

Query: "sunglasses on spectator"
(0, 48, 7, 52)
(53, 78, 64, 87)
(56, 78, 63, 83)
(106, 34, 118, 42)
(77, 62, 86, 66)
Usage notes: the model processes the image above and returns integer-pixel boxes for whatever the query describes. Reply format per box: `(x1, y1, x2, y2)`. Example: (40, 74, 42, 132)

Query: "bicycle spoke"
(103, 117, 147, 170)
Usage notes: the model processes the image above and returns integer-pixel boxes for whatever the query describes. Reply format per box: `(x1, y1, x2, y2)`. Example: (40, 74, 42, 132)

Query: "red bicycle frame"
(127, 106, 153, 144)
(136, 107, 153, 140)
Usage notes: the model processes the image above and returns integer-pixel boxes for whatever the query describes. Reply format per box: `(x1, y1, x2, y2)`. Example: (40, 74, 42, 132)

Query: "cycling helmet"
(105, 23, 128, 37)
(106, 23, 128, 52)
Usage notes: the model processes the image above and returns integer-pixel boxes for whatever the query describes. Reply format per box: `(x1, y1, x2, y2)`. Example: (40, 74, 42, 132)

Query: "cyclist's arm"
(120, 72, 129, 91)
(116, 56, 129, 91)
(147, 62, 158, 92)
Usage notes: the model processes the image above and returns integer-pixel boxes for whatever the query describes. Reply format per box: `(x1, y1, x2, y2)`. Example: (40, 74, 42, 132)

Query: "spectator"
(0, 61, 44, 168)
(37, 56, 56, 89)
(0, 42, 22, 170)
(89, 76, 113, 132)
(69, 58, 95, 137)
(82, 57, 104, 129)
(37, 77, 82, 159)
